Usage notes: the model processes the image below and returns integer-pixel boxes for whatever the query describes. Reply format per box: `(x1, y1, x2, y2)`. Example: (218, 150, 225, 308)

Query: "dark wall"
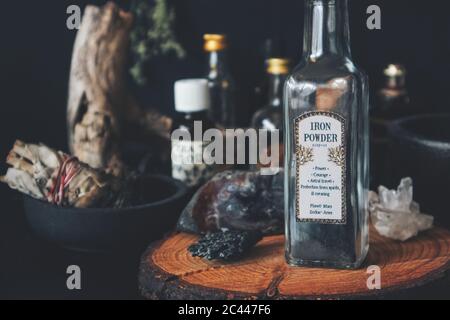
(0, 0, 447, 157)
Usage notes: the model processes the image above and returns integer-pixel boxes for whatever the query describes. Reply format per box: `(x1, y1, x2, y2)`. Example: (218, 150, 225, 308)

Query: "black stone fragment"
(188, 230, 263, 261)
(177, 170, 284, 235)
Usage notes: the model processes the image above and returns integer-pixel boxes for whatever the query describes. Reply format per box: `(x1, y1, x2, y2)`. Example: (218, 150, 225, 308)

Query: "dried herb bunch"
(0, 140, 125, 208)
(130, 0, 185, 85)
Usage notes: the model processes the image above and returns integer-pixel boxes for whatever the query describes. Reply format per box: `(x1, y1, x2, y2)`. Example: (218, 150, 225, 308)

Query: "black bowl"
(388, 114, 450, 227)
(23, 175, 188, 253)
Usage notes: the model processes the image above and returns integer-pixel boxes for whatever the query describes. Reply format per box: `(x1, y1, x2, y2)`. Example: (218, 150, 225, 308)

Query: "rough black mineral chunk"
(188, 230, 263, 261)
(177, 170, 284, 235)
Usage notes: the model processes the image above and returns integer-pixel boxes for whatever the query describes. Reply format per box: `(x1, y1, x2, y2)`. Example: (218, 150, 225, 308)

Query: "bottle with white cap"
(171, 79, 216, 188)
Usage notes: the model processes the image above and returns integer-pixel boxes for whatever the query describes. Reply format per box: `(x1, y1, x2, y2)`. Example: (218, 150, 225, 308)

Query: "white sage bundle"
(1, 140, 122, 208)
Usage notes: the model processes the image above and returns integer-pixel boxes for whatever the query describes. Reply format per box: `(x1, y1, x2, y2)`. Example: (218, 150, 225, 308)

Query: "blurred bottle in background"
(253, 40, 277, 113)
(204, 34, 237, 128)
(375, 64, 410, 118)
(251, 58, 289, 170)
(370, 64, 410, 188)
(252, 58, 289, 131)
(171, 79, 217, 189)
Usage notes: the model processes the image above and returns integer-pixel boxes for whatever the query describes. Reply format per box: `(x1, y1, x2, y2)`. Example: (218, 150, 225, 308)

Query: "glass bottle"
(253, 39, 279, 114)
(253, 58, 290, 130)
(204, 34, 237, 128)
(252, 58, 290, 169)
(171, 79, 216, 189)
(284, 0, 369, 269)
(370, 64, 410, 188)
(375, 64, 410, 120)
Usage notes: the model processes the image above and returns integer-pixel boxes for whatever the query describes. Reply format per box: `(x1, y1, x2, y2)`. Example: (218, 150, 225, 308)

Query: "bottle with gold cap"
(252, 58, 290, 131)
(375, 64, 410, 120)
(370, 64, 410, 188)
(203, 34, 237, 128)
(253, 39, 280, 114)
(251, 58, 289, 171)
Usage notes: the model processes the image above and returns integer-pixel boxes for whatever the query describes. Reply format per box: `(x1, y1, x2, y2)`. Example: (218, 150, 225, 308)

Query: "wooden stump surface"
(139, 227, 450, 300)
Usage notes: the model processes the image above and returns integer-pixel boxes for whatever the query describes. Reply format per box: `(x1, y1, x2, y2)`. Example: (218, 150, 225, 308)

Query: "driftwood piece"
(67, 2, 172, 176)
(139, 226, 450, 300)
(67, 2, 132, 175)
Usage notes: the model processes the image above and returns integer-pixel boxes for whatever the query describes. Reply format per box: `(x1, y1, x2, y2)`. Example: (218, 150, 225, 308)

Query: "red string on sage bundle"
(48, 156, 81, 205)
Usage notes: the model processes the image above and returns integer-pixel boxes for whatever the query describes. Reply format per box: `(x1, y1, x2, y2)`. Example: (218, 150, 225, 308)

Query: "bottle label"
(171, 140, 216, 188)
(295, 111, 346, 224)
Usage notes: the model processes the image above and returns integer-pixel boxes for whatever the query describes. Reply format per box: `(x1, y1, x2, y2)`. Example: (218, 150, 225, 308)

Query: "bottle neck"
(385, 75, 406, 90)
(303, 0, 351, 61)
(207, 50, 228, 78)
(174, 110, 211, 133)
(181, 110, 208, 120)
(267, 73, 286, 108)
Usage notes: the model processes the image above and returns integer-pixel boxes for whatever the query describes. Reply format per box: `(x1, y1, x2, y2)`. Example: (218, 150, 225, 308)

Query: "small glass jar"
(171, 79, 216, 189)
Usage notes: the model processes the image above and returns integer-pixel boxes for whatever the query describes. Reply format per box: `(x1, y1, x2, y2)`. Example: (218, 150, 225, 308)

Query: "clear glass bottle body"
(252, 72, 286, 132)
(206, 50, 237, 128)
(284, 0, 369, 269)
(370, 64, 410, 188)
(252, 72, 286, 171)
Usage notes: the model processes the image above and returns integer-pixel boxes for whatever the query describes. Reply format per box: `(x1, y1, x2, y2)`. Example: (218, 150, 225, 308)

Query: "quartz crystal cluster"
(369, 178, 433, 241)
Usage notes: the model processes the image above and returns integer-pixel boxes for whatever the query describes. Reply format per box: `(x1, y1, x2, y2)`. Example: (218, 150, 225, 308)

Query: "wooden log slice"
(139, 227, 450, 300)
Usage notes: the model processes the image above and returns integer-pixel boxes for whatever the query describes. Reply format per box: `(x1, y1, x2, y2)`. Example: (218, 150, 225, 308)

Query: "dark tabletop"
(0, 184, 143, 300)
(1, 182, 449, 300)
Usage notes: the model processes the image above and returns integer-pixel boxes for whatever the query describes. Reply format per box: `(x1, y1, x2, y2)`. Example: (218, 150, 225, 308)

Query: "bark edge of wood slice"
(139, 227, 450, 300)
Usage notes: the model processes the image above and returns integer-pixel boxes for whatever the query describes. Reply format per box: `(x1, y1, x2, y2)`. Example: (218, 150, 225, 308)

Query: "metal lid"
(203, 34, 227, 52)
(267, 58, 290, 75)
(384, 64, 406, 77)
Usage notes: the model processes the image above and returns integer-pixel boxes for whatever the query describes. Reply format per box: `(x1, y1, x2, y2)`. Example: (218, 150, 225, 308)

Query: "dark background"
(0, 0, 447, 156)
(1, 0, 449, 299)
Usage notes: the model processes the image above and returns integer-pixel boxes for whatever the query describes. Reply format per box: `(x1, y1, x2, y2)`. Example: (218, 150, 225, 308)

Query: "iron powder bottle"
(284, 0, 369, 269)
